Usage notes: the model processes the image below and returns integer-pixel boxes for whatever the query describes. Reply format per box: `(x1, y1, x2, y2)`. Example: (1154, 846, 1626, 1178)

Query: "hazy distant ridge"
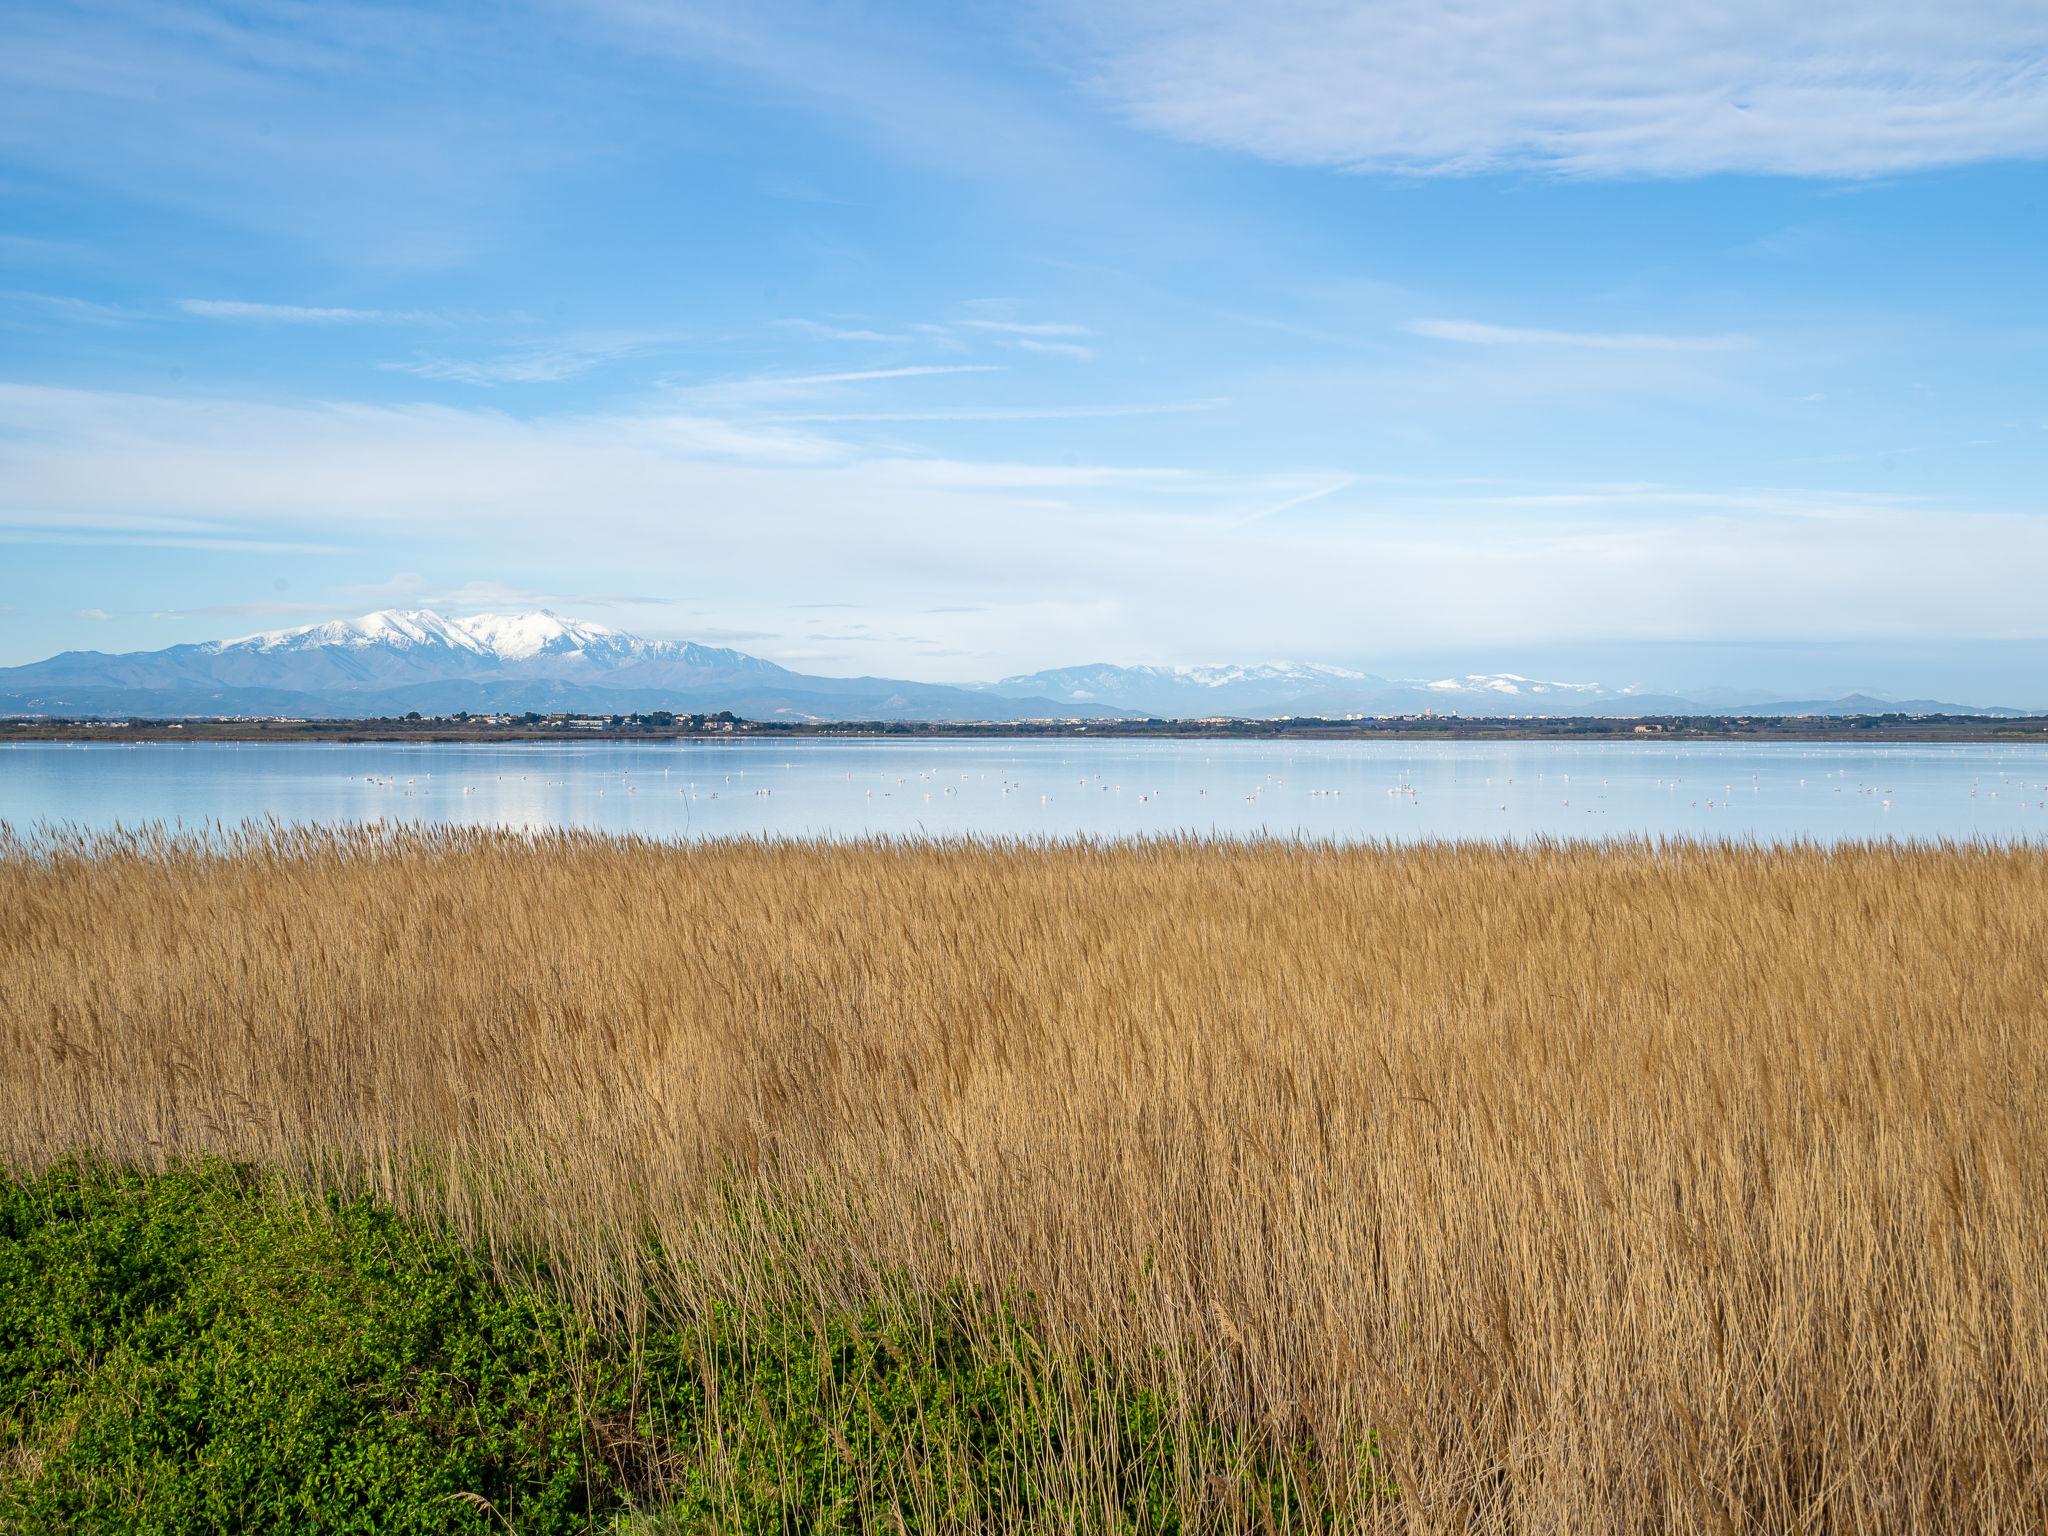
(972, 662, 2015, 721)
(0, 610, 2020, 721)
(0, 610, 1109, 723)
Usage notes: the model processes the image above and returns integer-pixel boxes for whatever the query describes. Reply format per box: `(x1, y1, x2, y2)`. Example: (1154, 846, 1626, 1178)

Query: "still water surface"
(4, 738, 2047, 843)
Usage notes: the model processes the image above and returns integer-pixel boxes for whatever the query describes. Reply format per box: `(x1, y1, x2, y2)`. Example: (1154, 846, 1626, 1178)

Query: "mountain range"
(972, 663, 2016, 719)
(977, 662, 1648, 719)
(0, 611, 1097, 722)
(0, 610, 2022, 721)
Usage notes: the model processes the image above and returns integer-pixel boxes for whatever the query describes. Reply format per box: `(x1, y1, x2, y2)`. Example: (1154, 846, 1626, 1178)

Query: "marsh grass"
(2, 825, 2043, 1530)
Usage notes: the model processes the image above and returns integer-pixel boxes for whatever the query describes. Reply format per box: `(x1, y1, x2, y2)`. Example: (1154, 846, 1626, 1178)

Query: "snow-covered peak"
(990, 659, 1371, 699)
(198, 607, 798, 681)
(221, 609, 651, 663)
(1424, 673, 1603, 696)
(453, 611, 624, 661)
(225, 610, 490, 655)
(1171, 661, 1369, 687)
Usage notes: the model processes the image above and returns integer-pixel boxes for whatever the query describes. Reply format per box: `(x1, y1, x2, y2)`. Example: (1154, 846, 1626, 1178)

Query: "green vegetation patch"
(0, 1162, 606, 1533)
(0, 1163, 1358, 1534)
(627, 1281, 1342, 1535)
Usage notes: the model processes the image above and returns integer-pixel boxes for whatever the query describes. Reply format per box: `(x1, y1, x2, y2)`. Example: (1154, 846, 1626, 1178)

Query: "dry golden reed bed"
(3, 825, 2045, 1531)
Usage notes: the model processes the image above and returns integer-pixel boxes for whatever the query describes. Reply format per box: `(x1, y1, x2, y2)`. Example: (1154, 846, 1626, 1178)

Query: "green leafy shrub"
(0, 1164, 1363, 1533)
(0, 1161, 609, 1533)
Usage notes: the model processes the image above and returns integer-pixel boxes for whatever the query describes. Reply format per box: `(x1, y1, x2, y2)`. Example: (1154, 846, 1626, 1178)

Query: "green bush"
(0, 1162, 608, 1533)
(0, 1164, 1364, 1533)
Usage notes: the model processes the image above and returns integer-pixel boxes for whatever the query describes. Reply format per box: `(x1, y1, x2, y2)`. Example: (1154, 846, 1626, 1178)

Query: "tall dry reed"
(2, 825, 2043, 1531)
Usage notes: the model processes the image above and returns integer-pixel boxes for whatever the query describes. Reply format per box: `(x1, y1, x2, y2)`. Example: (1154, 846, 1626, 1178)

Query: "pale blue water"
(4, 739, 2047, 843)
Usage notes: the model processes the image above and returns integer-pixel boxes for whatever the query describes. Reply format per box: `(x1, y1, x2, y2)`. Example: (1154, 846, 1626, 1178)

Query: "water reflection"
(4, 738, 2047, 844)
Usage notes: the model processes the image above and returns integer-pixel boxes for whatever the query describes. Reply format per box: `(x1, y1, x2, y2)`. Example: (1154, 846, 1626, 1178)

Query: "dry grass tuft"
(3, 825, 2044, 1530)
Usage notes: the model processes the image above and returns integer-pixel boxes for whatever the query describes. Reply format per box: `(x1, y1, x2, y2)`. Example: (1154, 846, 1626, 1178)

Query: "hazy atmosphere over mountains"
(0, 610, 2020, 721)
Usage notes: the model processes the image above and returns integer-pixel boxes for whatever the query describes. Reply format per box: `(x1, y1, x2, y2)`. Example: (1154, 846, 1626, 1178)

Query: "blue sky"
(3, 0, 2046, 700)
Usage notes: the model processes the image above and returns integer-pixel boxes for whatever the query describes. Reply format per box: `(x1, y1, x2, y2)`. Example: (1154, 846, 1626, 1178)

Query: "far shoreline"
(6, 711, 2048, 746)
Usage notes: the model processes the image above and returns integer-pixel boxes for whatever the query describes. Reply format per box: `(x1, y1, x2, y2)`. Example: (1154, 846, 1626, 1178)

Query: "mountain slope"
(0, 611, 1119, 722)
(975, 661, 2017, 719)
(977, 661, 1663, 718)
(976, 661, 1389, 717)
(0, 613, 2021, 720)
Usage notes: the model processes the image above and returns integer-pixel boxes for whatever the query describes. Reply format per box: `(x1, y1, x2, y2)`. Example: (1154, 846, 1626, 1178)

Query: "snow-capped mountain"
(231, 609, 492, 655)
(0, 611, 2021, 721)
(978, 661, 1654, 717)
(975, 661, 1390, 717)
(972, 661, 2004, 718)
(0, 610, 1108, 722)
(1421, 673, 1605, 698)
(217, 609, 774, 675)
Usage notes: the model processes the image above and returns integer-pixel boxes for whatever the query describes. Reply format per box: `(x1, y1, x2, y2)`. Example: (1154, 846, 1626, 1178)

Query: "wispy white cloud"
(766, 398, 1224, 424)
(672, 363, 1003, 408)
(912, 317, 1100, 361)
(1069, 0, 2048, 178)
(752, 365, 1000, 388)
(609, 413, 850, 465)
(383, 331, 683, 385)
(384, 356, 557, 385)
(7, 383, 2047, 678)
(1012, 337, 1097, 360)
(385, 352, 597, 386)
(776, 319, 906, 343)
(956, 320, 1094, 338)
(180, 299, 421, 323)
(1224, 475, 1358, 528)
(779, 312, 1103, 360)
(1406, 319, 1756, 353)
(864, 458, 1188, 490)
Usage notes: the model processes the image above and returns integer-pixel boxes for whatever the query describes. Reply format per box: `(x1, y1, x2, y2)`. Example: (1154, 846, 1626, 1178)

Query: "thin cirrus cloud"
(383, 332, 684, 386)
(763, 398, 1225, 424)
(385, 350, 617, 386)
(1068, 0, 2048, 178)
(775, 319, 907, 343)
(672, 364, 1004, 408)
(1012, 337, 1096, 360)
(1406, 319, 1756, 353)
(955, 320, 1094, 338)
(947, 319, 1097, 361)
(179, 299, 423, 323)
(751, 365, 1003, 387)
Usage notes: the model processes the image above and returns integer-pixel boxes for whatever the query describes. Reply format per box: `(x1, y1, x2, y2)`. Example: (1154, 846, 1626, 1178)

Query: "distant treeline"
(6, 710, 2046, 744)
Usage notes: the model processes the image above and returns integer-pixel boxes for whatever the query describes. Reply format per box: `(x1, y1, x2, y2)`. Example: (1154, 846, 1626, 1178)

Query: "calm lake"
(5, 738, 2048, 843)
